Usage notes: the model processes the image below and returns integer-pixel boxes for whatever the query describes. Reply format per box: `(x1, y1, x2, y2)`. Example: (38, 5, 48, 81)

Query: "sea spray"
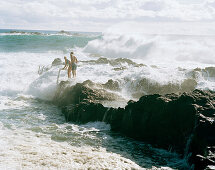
(0, 27, 214, 169)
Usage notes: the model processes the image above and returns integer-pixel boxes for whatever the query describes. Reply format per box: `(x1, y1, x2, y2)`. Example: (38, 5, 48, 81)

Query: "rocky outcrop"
(53, 81, 215, 169)
(81, 57, 146, 67)
(53, 80, 123, 107)
(58, 30, 71, 35)
(52, 58, 62, 66)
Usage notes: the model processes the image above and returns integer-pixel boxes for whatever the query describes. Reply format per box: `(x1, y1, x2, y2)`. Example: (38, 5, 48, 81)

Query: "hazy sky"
(0, 0, 215, 32)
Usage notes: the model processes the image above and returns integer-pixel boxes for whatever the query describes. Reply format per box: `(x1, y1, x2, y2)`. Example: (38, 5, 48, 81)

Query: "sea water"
(0, 23, 215, 169)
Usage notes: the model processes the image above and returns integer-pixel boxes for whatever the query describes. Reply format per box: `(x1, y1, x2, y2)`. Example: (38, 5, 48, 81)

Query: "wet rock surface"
(53, 81, 215, 169)
(53, 80, 123, 107)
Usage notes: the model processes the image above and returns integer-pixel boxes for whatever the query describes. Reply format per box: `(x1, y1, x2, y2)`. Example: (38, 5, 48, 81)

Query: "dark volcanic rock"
(62, 102, 108, 123)
(53, 81, 215, 169)
(53, 80, 123, 107)
(120, 93, 197, 152)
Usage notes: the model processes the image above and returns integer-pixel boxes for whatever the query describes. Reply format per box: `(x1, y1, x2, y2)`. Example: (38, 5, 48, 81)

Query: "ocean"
(0, 25, 214, 169)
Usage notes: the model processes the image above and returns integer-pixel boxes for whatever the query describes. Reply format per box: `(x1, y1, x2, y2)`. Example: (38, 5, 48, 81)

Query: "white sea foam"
(84, 22, 215, 64)
(82, 22, 215, 94)
(0, 127, 141, 169)
(0, 52, 66, 101)
(0, 52, 54, 93)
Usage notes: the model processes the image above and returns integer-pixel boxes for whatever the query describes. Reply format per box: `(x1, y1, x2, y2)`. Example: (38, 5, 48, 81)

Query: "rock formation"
(53, 80, 215, 169)
(52, 58, 62, 66)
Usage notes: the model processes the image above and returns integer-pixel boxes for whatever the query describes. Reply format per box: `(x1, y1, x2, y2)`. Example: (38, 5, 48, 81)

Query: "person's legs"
(72, 70, 75, 78)
(68, 67, 72, 78)
(72, 64, 77, 78)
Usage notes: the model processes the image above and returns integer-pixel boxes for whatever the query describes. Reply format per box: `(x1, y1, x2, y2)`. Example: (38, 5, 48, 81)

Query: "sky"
(0, 0, 215, 32)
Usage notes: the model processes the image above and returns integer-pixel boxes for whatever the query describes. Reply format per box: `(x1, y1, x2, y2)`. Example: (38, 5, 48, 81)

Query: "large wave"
(84, 22, 215, 65)
(81, 22, 215, 96)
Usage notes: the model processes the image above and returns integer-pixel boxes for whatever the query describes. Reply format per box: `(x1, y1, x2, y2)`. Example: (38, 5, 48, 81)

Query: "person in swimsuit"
(62, 56, 72, 78)
(70, 52, 78, 78)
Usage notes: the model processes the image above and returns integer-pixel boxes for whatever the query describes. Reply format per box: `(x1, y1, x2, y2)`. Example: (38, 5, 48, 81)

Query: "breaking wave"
(84, 22, 215, 65)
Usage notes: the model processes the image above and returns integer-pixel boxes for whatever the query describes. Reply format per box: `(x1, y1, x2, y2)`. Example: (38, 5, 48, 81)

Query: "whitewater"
(0, 22, 215, 169)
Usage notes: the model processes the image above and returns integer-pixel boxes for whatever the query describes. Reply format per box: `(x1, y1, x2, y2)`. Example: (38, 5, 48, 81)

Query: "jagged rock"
(119, 92, 197, 153)
(52, 58, 62, 66)
(53, 81, 215, 169)
(53, 80, 123, 107)
(62, 102, 108, 123)
(120, 90, 215, 168)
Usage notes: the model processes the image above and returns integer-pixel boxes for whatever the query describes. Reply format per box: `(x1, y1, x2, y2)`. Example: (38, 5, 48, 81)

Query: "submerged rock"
(188, 66, 215, 80)
(53, 80, 215, 169)
(126, 77, 197, 98)
(82, 57, 146, 67)
(102, 79, 121, 91)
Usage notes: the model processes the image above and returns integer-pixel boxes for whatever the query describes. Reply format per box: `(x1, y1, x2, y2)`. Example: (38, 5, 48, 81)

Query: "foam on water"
(0, 52, 56, 94)
(0, 99, 185, 169)
(0, 126, 141, 169)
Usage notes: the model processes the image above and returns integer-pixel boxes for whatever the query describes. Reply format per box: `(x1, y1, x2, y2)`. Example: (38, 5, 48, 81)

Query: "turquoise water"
(0, 29, 101, 53)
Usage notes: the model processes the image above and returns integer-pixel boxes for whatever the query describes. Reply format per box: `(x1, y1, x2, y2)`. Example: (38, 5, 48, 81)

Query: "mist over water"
(0, 23, 214, 169)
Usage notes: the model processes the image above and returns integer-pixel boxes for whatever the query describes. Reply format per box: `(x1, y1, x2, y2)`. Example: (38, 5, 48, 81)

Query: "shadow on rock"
(53, 80, 215, 169)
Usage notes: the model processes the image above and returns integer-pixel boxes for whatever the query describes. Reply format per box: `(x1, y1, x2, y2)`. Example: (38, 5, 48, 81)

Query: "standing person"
(62, 56, 72, 78)
(62, 56, 70, 70)
(70, 52, 78, 78)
